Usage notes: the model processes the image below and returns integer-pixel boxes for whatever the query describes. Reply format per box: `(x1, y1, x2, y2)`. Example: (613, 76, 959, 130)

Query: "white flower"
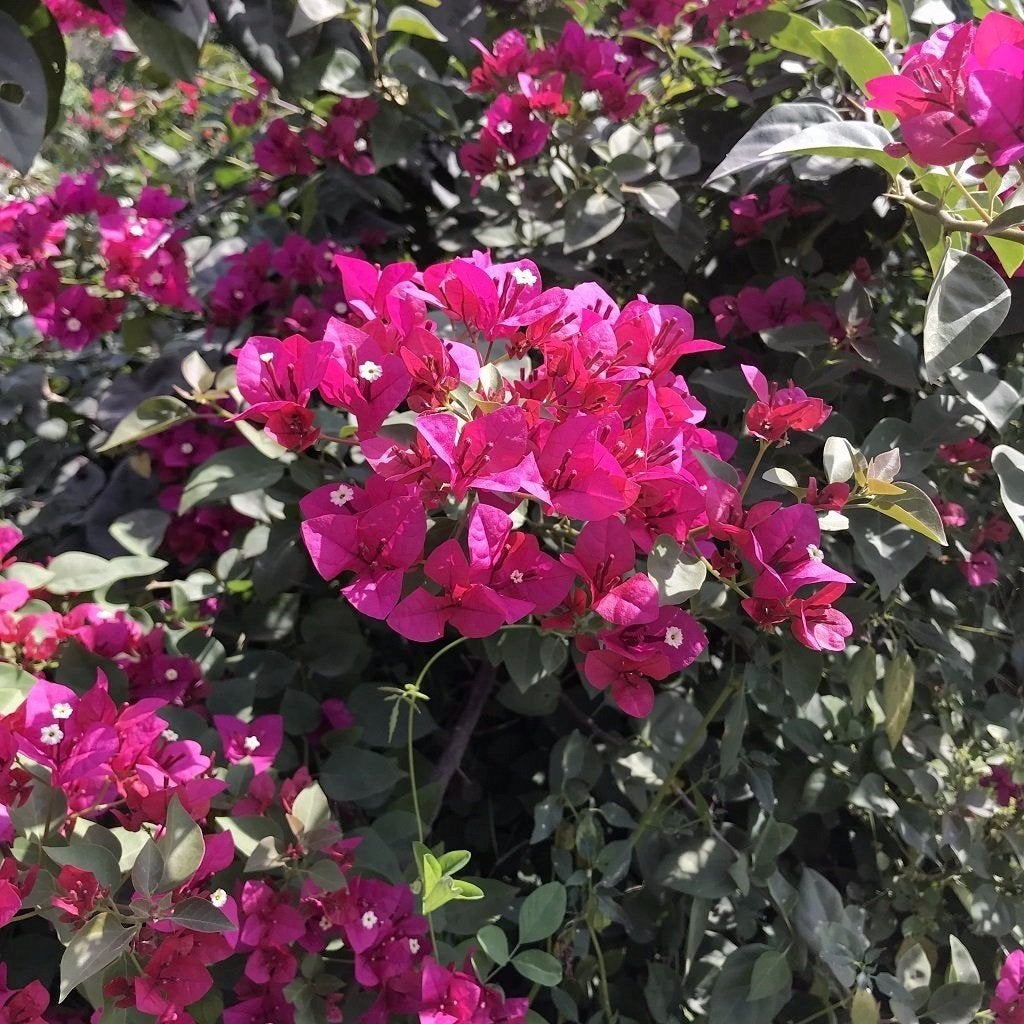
(161, 728, 179, 742)
(664, 626, 684, 649)
(579, 91, 602, 112)
(243, 735, 261, 753)
(180, 442, 194, 455)
(65, 317, 82, 332)
(495, 120, 514, 135)
(259, 350, 275, 363)
(512, 267, 537, 287)
(509, 570, 525, 584)
(319, 916, 332, 931)
(409, 938, 421, 954)
(361, 910, 378, 929)
(614, 51, 629, 63)
(806, 544, 824, 562)
(210, 888, 227, 907)
(330, 483, 355, 507)
(353, 138, 368, 152)
(147, 271, 165, 287)
(51, 702, 73, 720)
(164, 668, 178, 682)
(128, 223, 145, 237)
(358, 361, 384, 383)
(634, 448, 646, 459)
(40, 724, 64, 746)
(233, 289, 247, 301)
(334, 301, 348, 315)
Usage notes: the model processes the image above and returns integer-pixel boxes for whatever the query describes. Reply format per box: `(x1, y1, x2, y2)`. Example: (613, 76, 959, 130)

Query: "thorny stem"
(631, 676, 741, 842)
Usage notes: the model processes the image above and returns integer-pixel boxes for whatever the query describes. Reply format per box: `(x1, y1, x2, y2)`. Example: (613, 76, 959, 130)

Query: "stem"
(407, 700, 425, 846)
(944, 167, 992, 222)
(586, 919, 614, 1021)
(738, 441, 771, 502)
(631, 676, 741, 842)
(892, 177, 1024, 244)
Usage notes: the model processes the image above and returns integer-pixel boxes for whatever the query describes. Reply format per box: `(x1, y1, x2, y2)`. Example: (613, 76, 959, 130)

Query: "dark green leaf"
(518, 882, 567, 945)
(512, 949, 563, 987)
(179, 448, 285, 514)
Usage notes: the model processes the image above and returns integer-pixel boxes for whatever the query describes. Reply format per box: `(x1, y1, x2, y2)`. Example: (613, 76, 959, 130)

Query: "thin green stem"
(586, 919, 614, 1021)
(738, 440, 771, 502)
(632, 676, 741, 842)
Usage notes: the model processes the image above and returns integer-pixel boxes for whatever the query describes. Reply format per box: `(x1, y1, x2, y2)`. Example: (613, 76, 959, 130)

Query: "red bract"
(742, 365, 832, 443)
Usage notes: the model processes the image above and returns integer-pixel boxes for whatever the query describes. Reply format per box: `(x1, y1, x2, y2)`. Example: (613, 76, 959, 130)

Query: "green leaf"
(122, 0, 208, 81)
(46, 553, 167, 595)
(290, 783, 331, 833)
(747, 949, 791, 1001)
(922, 248, 1011, 381)
(477, 925, 510, 966)
(518, 882, 567, 945)
(158, 796, 205, 890)
(949, 367, 1021, 431)
(706, 102, 841, 184)
(647, 534, 707, 604)
(882, 651, 914, 748)
(178, 448, 285, 514)
(985, 235, 1024, 278)
(926, 983, 983, 1024)
(0, 659, 39, 713)
(851, 988, 879, 1024)
(170, 897, 235, 933)
(98, 396, 194, 452)
(60, 912, 138, 1000)
(564, 191, 625, 253)
(512, 949, 563, 987)
(657, 837, 738, 898)
(812, 27, 897, 124)
(321, 747, 405, 802)
(0, 10, 47, 173)
(436, 849, 471, 876)
(847, 646, 876, 714)
(637, 183, 681, 229)
(709, 945, 791, 1024)
(993, 445, 1024, 542)
(735, 8, 831, 62)
(948, 936, 980, 985)
(384, 4, 447, 40)
(764, 120, 905, 176)
(131, 839, 164, 898)
(109, 509, 170, 557)
(45, 842, 122, 891)
(867, 481, 947, 545)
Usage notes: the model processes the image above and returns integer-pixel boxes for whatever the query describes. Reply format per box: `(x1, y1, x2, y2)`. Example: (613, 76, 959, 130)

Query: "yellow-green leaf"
(882, 652, 914, 748)
(851, 987, 880, 1024)
(868, 481, 947, 545)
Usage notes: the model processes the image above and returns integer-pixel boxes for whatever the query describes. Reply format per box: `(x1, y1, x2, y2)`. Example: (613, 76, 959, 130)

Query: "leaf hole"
(0, 82, 25, 105)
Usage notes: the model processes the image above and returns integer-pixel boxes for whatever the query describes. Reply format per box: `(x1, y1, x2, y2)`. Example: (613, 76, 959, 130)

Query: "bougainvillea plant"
(2, 0, 1024, 1022)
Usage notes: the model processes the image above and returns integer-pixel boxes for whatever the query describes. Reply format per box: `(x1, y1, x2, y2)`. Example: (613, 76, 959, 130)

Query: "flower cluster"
(992, 950, 1024, 1024)
(728, 184, 822, 247)
(204, 232, 356, 338)
(618, 0, 778, 43)
(42, 0, 123, 34)
(460, 22, 653, 184)
(254, 99, 377, 180)
(2, 173, 197, 350)
(231, 253, 853, 717)
(138, 418, 252, 565)
(0, 597, 525, 1024)
(866, 12, 1024, 168)
(710, 277, 839, 341)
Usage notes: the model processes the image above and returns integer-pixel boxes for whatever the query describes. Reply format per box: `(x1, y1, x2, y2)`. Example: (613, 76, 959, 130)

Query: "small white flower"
(664, 626, 684, 649)
(334, 301, 348, 315)
(512, 267, 537, 287)
(164, 668, 178, 682)
(353, 138, 368, 152)
(161, 728, 179, 742)
(243, 735, 261, 753)
(634, 448, 646, 459)
(51, 702, 73, 720)
(147, 271, 166, 287)
(210, 888, 227, 907)
(40, 724, 64, 746)
(180, 442, 194, 455)
(65, 317, 82, 332)
(358, 360, 384, 383)
(233, 289, 247, 301)
(259, 351, 275, 363)
(614, 51, 629, 63)
(509, 570, 525, 584)
(495, 119, 514, 135)
(361, 910, 378, 929)
(409, 938, 421, 954)
(319, 916, 332, 931)
(806, 544, 825, 562)
(330, 483, 355, 507)
(129, 223, 145, 237)
(579, 90, 602, 112)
